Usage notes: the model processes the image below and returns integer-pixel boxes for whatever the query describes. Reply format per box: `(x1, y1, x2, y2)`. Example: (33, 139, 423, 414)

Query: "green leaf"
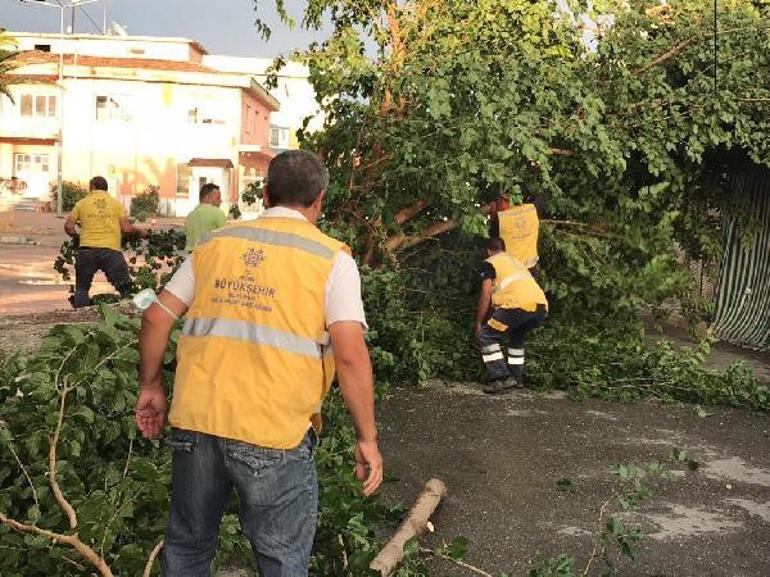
(555, 477, 574, 492)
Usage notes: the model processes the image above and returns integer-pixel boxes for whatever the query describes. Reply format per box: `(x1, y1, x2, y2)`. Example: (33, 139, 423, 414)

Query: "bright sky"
(0, 0, 326, 57)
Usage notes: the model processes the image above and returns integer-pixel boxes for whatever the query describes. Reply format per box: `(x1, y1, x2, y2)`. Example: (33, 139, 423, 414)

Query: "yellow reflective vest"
(498, 203, 539, 268)
(169, 216, 349, 449)
(486, 252, 548, 312)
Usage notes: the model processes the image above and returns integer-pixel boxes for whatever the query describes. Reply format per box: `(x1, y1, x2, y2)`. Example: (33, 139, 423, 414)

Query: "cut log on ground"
(370, 478, 447, 576)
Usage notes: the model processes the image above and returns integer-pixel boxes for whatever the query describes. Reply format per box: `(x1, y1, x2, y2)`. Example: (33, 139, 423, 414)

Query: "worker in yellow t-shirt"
(64, 176, 147, 307)
(475, 237, 548, 394)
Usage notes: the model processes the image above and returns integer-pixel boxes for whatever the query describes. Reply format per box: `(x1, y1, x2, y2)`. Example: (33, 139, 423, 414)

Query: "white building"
(0, 33, 280, 216)
(202, 55, 324, 152)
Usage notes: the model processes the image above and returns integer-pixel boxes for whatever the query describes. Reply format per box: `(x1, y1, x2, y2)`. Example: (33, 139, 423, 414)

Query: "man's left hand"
(355, 439, 383, 497)
(135, 386, 167, 439)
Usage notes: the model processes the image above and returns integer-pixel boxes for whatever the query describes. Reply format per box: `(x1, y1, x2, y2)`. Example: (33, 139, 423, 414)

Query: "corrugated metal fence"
(712, 169, 770, 351)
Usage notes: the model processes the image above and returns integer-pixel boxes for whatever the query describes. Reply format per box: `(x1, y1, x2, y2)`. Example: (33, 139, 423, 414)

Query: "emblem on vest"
(242, 248, 265, 272)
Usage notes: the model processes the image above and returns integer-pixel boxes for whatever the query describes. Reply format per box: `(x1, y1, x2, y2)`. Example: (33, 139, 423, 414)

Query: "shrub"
(130, 186, 160, 220)
(50, 181, 87, 212)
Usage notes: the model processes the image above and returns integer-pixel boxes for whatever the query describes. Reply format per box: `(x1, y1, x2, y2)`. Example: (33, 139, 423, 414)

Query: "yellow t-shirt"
(499, 203, 539, 268)
(71, 191, 125, 251)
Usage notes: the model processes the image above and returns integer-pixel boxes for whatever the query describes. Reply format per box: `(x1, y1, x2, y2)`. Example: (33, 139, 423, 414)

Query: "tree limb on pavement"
(370, 478, 447, 576)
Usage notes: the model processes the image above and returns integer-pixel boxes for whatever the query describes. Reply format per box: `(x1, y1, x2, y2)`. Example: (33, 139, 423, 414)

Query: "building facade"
(201, 55, 324, 153)
(0, 33, 280, 216)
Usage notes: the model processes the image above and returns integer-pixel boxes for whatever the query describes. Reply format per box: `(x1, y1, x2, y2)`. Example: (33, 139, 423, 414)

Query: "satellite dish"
(111, 22, 128, 36)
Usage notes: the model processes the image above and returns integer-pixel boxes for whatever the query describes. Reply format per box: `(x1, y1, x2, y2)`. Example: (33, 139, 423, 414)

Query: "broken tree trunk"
(370, 478, 448, 576)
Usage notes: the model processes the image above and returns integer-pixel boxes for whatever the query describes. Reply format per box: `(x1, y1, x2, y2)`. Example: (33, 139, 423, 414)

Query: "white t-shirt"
(164, 206, 367, 328)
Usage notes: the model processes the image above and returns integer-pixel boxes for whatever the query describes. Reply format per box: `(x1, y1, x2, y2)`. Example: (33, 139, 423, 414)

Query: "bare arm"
(120, 216, 148, 237)
(475, 278, 493, 329)
(329, 320, 382, 496)
(136, 291, 188, 438)
(63, 215, 78, 239)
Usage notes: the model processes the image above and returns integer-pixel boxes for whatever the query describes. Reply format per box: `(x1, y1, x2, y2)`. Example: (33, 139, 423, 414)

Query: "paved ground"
(0, 211, 182, 315)
(378, 382, 770, 576)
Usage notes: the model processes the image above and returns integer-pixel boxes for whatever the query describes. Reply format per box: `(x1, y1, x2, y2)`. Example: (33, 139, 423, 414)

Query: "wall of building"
(240, 91, 271, 150)
(13, 33, 202, 63)
(202, 55, 324, 136)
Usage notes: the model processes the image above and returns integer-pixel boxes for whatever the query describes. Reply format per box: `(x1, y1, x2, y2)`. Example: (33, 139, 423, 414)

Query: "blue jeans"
(161, 428, 318, 577)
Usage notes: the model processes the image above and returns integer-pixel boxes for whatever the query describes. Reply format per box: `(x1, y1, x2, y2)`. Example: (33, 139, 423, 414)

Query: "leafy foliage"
(525, 320, 769, 410)
(0, 309, 426, 576)
(130, 186, 160, 221)
(51, 181, 88, 212)
(0, 309, 167, 576)
(255, 0, 769, 266)
(0, 30, 20, 102)
(528, 460, 673, 577)
(249, 0, 769, 402)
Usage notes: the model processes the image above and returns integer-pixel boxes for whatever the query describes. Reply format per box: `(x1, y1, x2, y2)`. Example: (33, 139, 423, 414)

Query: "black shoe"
(483, 377, 520, 394)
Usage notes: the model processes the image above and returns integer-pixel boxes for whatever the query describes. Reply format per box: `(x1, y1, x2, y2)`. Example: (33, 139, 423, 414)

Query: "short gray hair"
(266, 150, 329, 207)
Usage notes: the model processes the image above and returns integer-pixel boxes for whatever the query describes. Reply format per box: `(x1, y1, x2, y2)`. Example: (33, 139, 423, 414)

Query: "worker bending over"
(475, 237, 548, 393)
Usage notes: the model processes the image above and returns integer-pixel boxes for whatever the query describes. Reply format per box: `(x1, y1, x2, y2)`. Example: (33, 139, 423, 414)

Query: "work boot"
(483, 376, 520, 394)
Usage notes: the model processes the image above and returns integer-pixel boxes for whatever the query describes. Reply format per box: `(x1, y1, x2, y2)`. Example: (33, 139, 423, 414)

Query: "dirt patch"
(703, 457, 770, 488)
(0, 308, 100, 354)
(727, 499, 770, 524)
(646, 504, 742, 539)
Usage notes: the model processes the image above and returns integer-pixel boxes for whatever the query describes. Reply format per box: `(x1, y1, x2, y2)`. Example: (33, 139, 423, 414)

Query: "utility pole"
(19, 0, 105, 217)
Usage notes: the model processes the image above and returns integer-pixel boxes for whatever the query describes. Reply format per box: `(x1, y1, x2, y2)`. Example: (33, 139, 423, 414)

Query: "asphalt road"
(0, 243, 118, 315)
(378, 382, 770, 576)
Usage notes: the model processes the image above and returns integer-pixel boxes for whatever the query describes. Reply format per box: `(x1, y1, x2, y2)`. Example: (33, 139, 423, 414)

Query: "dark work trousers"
(478, 304, 547, 382)
(73, 247, 132, 308)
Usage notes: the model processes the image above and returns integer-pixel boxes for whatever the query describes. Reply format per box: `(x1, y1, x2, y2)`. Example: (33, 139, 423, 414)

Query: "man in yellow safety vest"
(134, 150, 382, 576)
(475, 237, 548, 394)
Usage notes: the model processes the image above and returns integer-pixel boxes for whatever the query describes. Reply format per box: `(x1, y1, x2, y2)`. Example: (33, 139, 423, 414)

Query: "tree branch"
(634, 26, 759, 75)
(581, 493, 617, 577)
(634, 37, 698, 75)
(0, 512, 114, 577)
(50, 382, 77, 530)
(389, 204, 494, 252)
(143, 539, 164, 577)
(5, 441, 39, 513)
(387, 210, 615, 254)
(548, 147, 575, 157)
(419, 547, 493, 577)
(394, 199, 428, 225)
(122, 437, 134, 479)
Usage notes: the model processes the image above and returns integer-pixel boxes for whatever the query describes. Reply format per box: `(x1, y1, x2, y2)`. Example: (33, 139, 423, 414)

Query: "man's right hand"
(355, 439, 383, 496)
(135, 386, 167, 439)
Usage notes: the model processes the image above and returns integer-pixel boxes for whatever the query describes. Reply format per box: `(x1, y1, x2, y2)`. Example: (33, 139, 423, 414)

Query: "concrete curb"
(0, 236, 40, 246)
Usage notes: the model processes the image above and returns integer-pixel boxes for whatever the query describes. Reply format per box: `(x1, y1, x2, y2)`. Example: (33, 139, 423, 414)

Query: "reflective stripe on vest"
(183, 317, 325, 359)
(202, 226, 335, 260)
(496, 272, 531, 292)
